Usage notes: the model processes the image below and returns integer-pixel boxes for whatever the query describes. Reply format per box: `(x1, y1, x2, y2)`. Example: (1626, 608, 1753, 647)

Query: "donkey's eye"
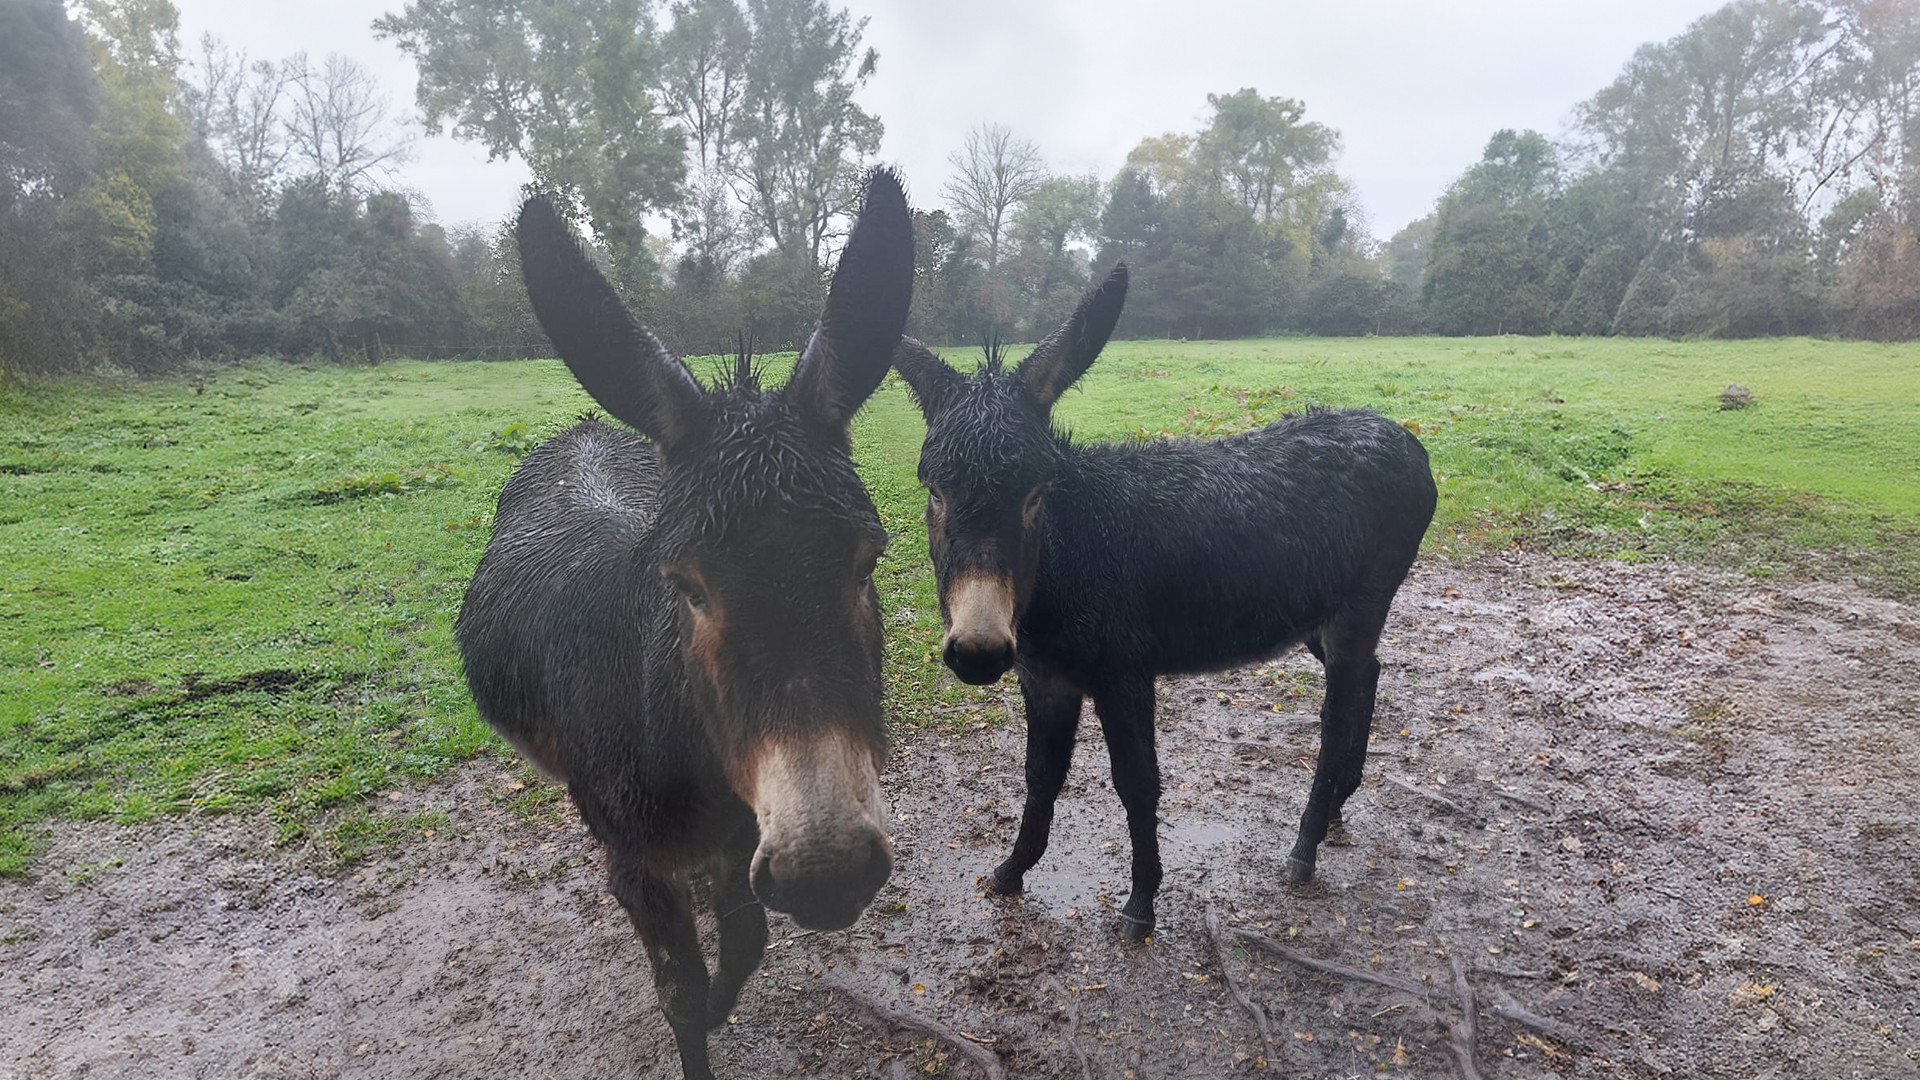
(664, 570, 709, 611)
(855, 543, 884, 588)
(927, 487, 946, 515)
(1022, 487, 1046, 517)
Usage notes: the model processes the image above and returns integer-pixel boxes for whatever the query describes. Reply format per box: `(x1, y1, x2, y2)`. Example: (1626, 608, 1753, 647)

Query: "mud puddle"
(3, 552, 1917, 1079)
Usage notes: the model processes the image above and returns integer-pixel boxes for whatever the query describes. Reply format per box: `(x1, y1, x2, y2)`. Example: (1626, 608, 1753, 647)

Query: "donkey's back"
(1049, 408, 1434, 677)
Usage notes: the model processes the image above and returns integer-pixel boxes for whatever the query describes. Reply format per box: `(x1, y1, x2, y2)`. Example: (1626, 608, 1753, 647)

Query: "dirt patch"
(3, 553, 1917, 1079)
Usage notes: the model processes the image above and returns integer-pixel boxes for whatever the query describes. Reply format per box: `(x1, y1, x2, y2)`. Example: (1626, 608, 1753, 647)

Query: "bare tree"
(183, 34, 290, 219)
(943, 123, 1045, 268)
(284, 52, 411, 201)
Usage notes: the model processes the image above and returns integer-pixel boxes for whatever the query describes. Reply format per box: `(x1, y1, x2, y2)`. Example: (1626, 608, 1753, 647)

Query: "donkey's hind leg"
(707, 818, 768, 1029)
(1093, 676, 1163, 942)
(1285, 612, 1386, 885)
(609, 849, 715, 1080)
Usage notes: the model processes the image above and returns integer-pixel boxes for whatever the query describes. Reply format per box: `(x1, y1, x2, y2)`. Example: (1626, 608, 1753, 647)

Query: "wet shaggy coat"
(895, 267, 1438, 939)
(1012, 411, 1434, 682)
(453, 169, 913, 1080)
(457, 415, 871, 860)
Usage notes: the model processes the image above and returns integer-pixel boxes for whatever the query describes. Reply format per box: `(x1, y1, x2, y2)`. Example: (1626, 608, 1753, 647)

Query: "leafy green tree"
(1099, 91, 1356, 338)
(0, 0, 101, 371)
(1004, 173, 1102, 336)
(731, 0, 881, 266)
(1194, 88, 1339, 226)
(1423, 130, 1561, 334)
(660, 0, 750, 173)
(375, 0, 686, 292)
(904, 207, 989, 345)
(1, 0, 100, 201)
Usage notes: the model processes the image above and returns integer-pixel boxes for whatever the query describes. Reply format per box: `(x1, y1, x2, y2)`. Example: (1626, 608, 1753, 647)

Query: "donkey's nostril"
(862, 833, 893, 890)
(748, 846, 778, 906)
(944, 635, 1014, 685)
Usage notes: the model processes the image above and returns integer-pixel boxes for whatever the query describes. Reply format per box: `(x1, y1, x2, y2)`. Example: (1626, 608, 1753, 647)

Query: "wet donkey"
(456, 170, 914, 1079)
(893, 266, 1437, 940)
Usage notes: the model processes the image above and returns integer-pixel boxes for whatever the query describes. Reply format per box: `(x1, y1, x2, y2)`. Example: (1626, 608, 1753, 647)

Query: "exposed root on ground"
(1443, 954, 1484, 1080)
(1205, 906, 1275, 1056)
(824, 978, 1007, 1080)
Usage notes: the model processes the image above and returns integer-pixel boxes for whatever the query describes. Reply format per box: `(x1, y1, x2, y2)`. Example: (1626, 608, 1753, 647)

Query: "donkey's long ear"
(516, 197, 708, 451)
(1016, 263, 1128, 408)
(786, 168, 915, 434)
(891, 337, 964, 419)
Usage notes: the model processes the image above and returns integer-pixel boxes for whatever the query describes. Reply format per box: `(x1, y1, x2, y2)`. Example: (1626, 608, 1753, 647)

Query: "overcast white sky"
(169, 0, 1733, 239)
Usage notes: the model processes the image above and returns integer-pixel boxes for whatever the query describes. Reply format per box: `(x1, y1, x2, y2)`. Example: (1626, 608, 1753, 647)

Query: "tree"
(943, 123, 1044, 269)
(1096, 90, 1355, 338)
(283, 53, 411, 202)
(1194, 88, 1339, 225)
(660, 0, 749, 173)
(0, 0, 101, 372)
(0, 0, 100, 202)
(375, 0, 686, 292)
(180, 36, 290, 221)
(1422, 130, 1562, 334)
(730, 0, 882, 267)
(1576, 0, 1833, 239)
(1005, 173, 1102, 335)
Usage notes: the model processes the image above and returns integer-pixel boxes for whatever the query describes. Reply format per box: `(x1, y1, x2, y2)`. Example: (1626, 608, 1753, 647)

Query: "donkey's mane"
(978, 331, 1006, 374)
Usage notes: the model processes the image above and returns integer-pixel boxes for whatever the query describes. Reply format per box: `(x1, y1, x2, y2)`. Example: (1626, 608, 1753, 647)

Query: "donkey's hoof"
(984, 865, 1024, 896)
(1117, 910, 1155, 943)
(1284, 855, 1316, 885)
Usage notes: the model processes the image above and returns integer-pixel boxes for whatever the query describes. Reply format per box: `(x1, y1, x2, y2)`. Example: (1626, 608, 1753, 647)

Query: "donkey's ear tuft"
(516, 197, 708, 450)
(892, 337, 964, 419)
(1017, 263, 1128, 408)
(787, 168, 915, 433)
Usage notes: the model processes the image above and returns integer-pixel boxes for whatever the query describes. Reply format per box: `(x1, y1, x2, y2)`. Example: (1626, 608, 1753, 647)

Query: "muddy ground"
(4, 552, 1918, 1080)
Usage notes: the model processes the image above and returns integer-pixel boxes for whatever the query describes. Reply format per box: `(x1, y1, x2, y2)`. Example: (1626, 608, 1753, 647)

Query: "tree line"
(4, 0, 1919, 377)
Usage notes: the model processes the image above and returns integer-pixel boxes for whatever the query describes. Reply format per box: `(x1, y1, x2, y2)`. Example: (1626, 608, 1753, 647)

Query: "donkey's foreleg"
(707, 820, 768, 1030)
(988, 677, 1083, 896)
(1094, 679, 1162, 942)
(609, 851, 714, 1080)
(1285, 652, 1380, 885)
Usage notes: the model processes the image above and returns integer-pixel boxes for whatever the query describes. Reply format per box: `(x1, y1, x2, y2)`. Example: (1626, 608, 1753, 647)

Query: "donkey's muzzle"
(741, 731, 893, 931)
(941, 575, 1017, 685)
(750, 830, 892, 931)
(943, 633, 1014, 685)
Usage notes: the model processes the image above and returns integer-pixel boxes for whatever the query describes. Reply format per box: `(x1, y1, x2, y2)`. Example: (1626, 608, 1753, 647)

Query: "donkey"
(892, 265, 1437, 941)
(455, 169, 913, 1080)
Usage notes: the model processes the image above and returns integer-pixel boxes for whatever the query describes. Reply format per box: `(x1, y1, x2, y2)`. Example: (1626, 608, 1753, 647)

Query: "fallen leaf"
(1630, 971, 1660, 993)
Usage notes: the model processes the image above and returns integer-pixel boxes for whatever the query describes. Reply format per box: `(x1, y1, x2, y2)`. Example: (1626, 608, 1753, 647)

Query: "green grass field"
(3, 336, 1916, 874)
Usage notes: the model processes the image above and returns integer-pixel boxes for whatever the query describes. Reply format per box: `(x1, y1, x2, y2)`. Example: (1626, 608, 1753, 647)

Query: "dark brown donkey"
(455, 170, 913, 1079)
(894, 266, 1437, 941)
